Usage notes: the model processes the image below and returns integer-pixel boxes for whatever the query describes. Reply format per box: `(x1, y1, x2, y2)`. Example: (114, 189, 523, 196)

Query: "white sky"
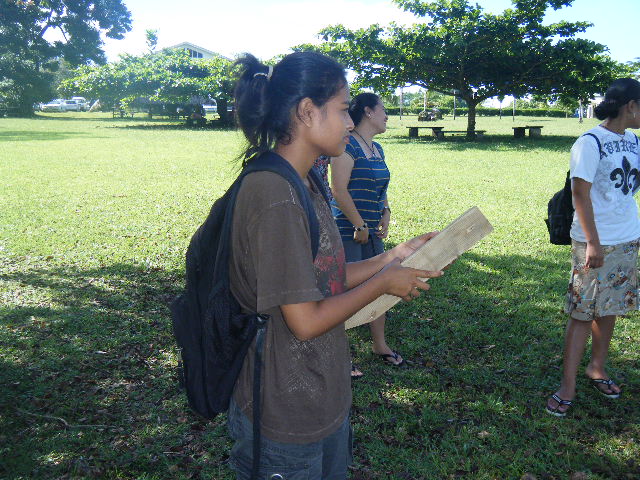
(101, 0, 639, 64)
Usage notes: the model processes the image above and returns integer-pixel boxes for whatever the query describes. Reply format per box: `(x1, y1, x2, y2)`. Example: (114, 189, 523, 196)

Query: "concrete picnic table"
(436, 130, 486, 139)
(407, 126, 444, 138)
(512, 125, 543, 138)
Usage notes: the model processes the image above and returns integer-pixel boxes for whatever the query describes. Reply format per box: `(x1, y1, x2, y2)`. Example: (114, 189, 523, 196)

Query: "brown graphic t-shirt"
(229, 169, 351, 444)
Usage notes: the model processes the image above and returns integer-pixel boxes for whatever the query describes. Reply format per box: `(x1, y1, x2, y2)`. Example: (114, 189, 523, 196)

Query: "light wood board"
(345, 206, 493, 329)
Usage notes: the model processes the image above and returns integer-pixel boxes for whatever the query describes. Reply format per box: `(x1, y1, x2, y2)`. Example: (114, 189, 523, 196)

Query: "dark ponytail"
(234, 52, 347, 165)
(594, 78, 640, 120)
(348, 92, 380, 126)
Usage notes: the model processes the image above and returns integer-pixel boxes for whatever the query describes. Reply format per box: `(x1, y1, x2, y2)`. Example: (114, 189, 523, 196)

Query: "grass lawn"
(1, 112, 639, 479)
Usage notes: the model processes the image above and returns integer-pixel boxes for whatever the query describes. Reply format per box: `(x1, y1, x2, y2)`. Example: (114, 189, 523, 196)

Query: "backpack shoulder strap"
(243, 153, 321, 260)
(581, 132, 603, 159)
(210, 176, 244, 284)
(308, 166, 331, 206)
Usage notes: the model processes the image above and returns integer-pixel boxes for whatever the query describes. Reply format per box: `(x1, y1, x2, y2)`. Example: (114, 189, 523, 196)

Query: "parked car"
(62, 99, 82, 112)
(41, 99, 83, 112)
(202, 103, 217, 115)
(71, 97, 89, 111)
(41, 99, 66, 112)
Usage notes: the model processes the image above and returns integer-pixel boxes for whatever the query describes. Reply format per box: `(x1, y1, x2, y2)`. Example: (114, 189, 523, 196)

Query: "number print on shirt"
(609, 156, 640, 195)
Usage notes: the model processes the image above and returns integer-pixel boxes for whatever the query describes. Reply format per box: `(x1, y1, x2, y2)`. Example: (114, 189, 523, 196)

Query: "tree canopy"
(0, 0, 131, 114)
(60, 49, 236, 115)
(317, 0, 626, 136)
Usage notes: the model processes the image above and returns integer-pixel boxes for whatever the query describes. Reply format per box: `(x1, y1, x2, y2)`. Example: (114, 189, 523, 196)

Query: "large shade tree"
(60, 49, 236, 120)
(0, 0, 131, 115)
(318, 0, 624, 138)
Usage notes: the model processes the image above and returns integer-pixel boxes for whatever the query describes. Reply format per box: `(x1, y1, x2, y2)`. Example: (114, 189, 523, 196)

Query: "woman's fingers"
(410, 268, 444, 280)
(422, 231, 439, 242)
(586, 255, 604, 269)
(402, 281, 430, 301)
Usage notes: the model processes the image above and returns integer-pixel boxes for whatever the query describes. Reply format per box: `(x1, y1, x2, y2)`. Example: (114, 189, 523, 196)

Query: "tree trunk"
(216, 98, 233, 125)
(17, 100, 34, 117)
(466, 100, 478, 139)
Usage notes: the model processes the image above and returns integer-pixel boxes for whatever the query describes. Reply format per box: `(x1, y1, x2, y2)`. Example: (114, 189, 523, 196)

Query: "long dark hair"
(594, 78, 640, 120)
(234, 52, 346, 166)
(348, 92, 380, 126)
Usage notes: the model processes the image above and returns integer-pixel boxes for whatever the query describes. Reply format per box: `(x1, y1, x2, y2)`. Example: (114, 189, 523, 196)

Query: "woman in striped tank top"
(331, 93, 402, 376)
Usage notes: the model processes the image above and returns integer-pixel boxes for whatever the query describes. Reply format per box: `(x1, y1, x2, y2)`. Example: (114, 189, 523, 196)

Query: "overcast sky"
(101, 0, 639, 64)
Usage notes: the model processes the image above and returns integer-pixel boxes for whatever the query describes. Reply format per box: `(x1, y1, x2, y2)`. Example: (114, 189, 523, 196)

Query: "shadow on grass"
(28, 114, 237, 131)
(0, 263, 231, 479)
(0, 130, 108, 142)
(348, 249, 639, 478)
(1, 251, 638, 478)
(31, 114, 139, 123)
(30, 114, 200, 126)
(382, 134, 576, 153)
(113, 122, 238, 132)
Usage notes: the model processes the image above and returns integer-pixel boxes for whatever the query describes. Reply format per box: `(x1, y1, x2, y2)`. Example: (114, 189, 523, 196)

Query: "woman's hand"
(375, 210, 390, 239)
(377, 259, 443, 301)
(585, 241, 604, 269)
(353, 226, 370, 244)
(389, 231, 439, 262)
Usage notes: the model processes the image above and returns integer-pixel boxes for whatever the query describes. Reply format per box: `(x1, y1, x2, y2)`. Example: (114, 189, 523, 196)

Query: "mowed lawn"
(1, 113, 639, 479)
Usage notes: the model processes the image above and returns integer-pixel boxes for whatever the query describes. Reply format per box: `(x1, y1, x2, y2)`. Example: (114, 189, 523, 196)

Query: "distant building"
(587, 95, 604, 119)
(165, 42, 229, 61)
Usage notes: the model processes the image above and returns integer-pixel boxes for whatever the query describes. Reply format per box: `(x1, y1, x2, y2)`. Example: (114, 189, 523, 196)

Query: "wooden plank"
(345, 206, 493, 329)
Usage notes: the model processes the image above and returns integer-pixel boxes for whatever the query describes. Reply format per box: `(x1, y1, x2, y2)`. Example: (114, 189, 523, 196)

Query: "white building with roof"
(165, 42, 229, 61)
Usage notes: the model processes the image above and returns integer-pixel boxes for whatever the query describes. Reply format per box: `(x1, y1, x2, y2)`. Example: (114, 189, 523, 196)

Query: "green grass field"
(1, 112, 639, 479)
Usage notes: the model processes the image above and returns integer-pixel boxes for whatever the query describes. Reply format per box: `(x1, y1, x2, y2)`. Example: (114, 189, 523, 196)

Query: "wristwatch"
(353, 223, 368, 231)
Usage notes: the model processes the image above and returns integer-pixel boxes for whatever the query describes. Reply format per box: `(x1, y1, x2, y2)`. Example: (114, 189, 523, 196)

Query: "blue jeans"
(227, 400, 353, 480)
(341, 235, 384, 263)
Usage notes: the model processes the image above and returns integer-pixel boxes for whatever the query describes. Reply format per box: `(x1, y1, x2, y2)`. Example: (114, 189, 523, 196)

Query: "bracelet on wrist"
(353, 223, 368, 232)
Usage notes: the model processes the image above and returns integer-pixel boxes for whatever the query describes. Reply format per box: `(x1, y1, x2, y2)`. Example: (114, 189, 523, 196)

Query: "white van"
(71, 97, 89, 111)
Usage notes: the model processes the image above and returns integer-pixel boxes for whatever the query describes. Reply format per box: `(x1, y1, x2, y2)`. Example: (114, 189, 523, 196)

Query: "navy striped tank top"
(331, 135, 390, 240)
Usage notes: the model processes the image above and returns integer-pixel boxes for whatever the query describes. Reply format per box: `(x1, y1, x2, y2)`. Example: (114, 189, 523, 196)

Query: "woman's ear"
(296, 97, 316, 128)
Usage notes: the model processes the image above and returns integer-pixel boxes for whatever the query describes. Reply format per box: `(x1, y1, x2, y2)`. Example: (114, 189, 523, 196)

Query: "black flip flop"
(378, 351, 406, 368)
(545, 393, 573, 417)
(591, 378, 621, 399)
(351, 363, 363, 379)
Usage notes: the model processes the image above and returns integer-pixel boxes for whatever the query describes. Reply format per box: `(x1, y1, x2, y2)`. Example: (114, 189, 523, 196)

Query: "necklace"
(353, 130, 377, 157)
(601, 123, 626, 141)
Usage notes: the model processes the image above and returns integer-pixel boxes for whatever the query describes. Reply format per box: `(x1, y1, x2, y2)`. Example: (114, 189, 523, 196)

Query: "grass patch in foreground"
(1, 115, 639, 479)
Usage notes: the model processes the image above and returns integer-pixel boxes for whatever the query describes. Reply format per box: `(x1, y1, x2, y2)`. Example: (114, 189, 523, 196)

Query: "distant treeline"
(386, 107, 570, 117)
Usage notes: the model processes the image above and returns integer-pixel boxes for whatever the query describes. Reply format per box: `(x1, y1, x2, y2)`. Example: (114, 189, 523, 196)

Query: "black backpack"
(545, 170, 574, 245)
(170, 152, 329, 470)
(545, 133, 602, 245)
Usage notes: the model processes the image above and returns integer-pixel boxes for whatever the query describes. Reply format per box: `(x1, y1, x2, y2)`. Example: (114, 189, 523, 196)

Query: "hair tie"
(253, 65, 273, 80)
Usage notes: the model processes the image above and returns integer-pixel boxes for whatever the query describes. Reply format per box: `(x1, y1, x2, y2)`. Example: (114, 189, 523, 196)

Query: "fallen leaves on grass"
(570, 473, 588, 480)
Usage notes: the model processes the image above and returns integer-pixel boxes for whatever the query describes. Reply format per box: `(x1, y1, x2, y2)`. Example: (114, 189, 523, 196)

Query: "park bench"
(512, 125, 543, 138)
(112, 105, 134, 118)
(436, 130, 486, 139)
(0, 106, 20, 117)
(407, 126, 444, 138)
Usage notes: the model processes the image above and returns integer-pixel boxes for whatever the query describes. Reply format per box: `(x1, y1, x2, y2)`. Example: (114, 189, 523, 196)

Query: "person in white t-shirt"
(546, 78, 640, 417)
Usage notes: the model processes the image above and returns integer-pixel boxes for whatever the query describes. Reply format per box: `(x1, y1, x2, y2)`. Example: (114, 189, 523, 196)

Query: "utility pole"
(578, 99, 584, 123)
(452, 89, 457, 120)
